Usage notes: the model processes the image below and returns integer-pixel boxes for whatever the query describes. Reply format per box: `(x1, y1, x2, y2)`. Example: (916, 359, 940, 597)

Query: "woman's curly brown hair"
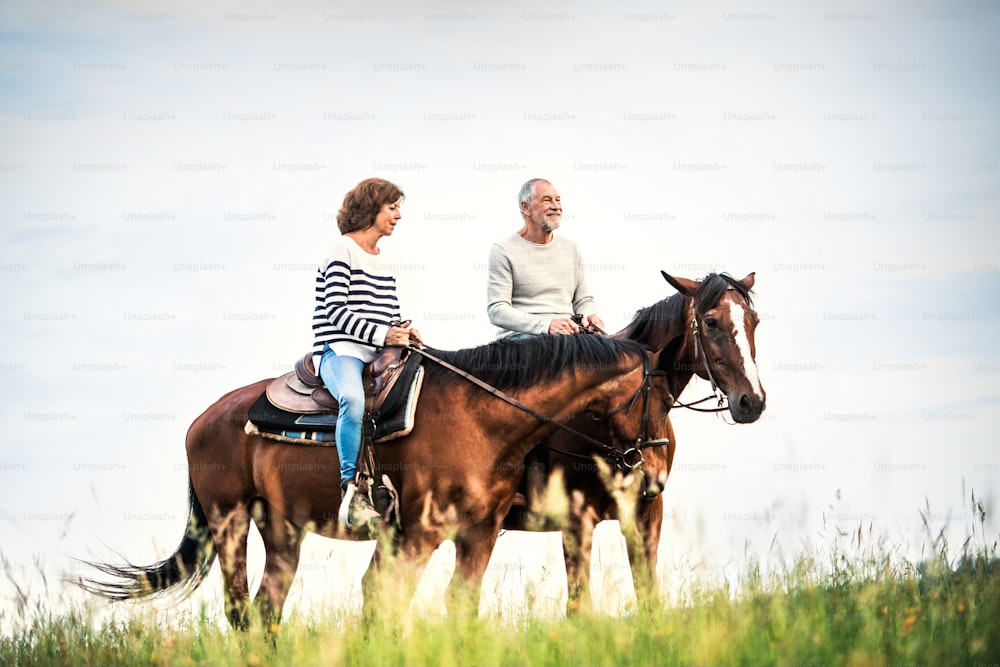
(336, 178, 405, 234)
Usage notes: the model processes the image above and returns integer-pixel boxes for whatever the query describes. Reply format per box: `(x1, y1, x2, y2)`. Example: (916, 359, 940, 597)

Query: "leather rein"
(408, 344, 671, 475)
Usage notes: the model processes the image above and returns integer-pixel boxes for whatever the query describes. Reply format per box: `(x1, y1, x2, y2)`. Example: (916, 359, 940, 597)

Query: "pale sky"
(1, 0, 998, 625)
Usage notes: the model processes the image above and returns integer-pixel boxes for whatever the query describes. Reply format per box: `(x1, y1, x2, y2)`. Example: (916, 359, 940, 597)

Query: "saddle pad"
(247, 390, 339, 432)
(372, 365, 423, 443)
(244, 421, 335, 446)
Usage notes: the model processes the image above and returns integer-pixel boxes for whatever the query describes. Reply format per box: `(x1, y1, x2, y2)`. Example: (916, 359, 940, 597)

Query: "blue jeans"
(318, 348, 366, 485)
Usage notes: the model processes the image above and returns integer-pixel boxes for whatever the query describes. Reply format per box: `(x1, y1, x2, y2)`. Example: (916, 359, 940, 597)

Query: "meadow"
(2, 495, 999, 666)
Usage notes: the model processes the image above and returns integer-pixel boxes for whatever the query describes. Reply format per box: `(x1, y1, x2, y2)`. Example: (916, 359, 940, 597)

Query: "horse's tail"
(73, 476, 216, 602)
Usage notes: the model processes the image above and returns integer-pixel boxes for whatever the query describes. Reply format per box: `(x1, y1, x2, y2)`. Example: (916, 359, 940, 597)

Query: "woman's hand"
(407, 326, 424, 347)
(386, 321, 423, 347)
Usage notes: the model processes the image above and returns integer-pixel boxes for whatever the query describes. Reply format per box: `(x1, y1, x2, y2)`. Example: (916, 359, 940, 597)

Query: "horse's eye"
(704, 317, 718, 329)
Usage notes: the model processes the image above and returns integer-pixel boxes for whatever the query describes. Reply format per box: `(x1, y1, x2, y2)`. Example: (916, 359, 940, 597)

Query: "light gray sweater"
(486, 233, 599, 338)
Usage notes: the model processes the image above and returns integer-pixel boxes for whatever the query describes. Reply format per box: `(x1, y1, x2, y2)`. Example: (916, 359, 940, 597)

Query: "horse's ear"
(739, 272, 756, 290)
(661, 270, 699, 296)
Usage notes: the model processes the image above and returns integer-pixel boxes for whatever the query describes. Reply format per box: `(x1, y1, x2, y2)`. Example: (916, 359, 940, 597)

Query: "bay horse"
(503, 271, 766, 606)
(75, 333, 675, 627)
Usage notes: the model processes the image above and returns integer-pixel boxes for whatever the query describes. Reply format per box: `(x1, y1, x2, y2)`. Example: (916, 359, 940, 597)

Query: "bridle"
(671, 315, 729, 414)
(548, 353, 671, 474)
(408, 345, 671, 476)
(669, 284, 762, 417)
(577, 312, 728, 415)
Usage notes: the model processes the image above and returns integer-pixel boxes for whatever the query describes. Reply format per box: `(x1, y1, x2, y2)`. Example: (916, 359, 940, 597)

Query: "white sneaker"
(338, 482, 382, 531)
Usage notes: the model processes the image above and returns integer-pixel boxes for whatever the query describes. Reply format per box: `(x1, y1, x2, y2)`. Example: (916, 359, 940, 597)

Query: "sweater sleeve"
(486, 242, 549, 335)
(570, 242, 599, 317)
(317, 248, 391, 347)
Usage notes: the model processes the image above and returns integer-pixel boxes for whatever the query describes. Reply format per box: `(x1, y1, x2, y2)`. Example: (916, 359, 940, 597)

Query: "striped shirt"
(312, 236, 402, 363)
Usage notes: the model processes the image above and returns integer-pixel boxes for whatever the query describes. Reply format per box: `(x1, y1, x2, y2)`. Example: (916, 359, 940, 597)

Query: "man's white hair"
(518, 178, 552, 212)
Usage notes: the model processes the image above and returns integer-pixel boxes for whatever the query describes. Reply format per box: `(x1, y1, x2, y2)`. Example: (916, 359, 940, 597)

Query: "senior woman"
(312, 177, 423, 531)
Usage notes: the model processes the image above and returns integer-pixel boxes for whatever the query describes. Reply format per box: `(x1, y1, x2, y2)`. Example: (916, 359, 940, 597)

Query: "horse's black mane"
(625, 273, 754, 346)
(423, 334, 647, 391)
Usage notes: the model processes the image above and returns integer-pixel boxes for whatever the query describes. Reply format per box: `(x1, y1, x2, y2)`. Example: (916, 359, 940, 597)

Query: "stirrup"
(338, 482, 382, 531)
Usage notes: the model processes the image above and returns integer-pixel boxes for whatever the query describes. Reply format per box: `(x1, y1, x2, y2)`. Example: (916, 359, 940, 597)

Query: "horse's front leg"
(361, 537, 401, 632)
(362, 520, 441, 629)
(564, 489, 600, 610)
(628, 495, 663, 609)
(449, 519, 503, 616)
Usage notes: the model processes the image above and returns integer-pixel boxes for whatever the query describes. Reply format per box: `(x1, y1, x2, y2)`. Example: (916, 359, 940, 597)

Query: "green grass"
(2, 542, 998, 666)
(3, 492, 1000, 666)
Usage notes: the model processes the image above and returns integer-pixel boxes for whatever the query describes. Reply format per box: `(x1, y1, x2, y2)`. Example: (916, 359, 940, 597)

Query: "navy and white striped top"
(312, 236, 402, 363)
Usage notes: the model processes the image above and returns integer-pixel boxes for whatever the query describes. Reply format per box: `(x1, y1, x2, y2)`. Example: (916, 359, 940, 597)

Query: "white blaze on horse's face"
(726, 300, 765, 402)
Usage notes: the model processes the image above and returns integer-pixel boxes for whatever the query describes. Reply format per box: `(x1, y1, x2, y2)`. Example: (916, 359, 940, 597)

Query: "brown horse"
(503, 271, 766, 605)
(75, 333, 675, 627)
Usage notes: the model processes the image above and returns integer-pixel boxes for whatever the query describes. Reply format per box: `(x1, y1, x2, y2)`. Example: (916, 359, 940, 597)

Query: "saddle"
(246, 347, 424, 444)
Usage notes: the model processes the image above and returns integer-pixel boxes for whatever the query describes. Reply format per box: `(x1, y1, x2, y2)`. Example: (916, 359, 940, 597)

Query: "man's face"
(523, 182, 562, 233)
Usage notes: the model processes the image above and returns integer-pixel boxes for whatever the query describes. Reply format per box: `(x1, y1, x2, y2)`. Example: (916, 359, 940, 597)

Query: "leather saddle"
(255, 347, 425, 443)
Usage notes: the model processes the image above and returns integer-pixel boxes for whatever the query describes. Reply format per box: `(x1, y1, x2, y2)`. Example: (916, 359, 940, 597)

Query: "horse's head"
(661, 270, 766, 423)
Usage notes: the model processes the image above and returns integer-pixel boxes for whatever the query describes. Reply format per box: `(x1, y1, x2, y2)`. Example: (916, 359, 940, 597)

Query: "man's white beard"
(541, 216, 561, 233)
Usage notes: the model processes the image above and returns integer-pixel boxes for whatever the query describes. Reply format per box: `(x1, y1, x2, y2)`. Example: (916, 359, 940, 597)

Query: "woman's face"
(372, 199, 402, 237)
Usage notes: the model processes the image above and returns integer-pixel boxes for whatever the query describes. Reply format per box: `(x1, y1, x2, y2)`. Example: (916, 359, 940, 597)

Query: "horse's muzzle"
(729, 391, 766, 423)
(640, 469, 669, 499)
